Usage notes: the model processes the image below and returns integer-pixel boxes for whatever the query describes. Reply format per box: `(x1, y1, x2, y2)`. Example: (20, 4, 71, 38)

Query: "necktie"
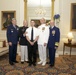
(31, 28, 33, 42)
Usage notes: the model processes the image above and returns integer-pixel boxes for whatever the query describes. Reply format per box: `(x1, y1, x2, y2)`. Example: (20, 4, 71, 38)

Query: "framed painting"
(1, 11, 16, 30)
(70, 3, 76, 31)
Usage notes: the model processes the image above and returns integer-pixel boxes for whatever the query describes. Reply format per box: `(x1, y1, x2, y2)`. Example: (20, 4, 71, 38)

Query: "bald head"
(23, 20, 28, 27)
(40, 18, 46, 24)
(50, 20, 55, 26)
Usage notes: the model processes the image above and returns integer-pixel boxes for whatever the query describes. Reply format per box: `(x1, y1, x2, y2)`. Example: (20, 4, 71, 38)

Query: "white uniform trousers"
(38, 45, 47, 63)
(20, 45, 28, 62)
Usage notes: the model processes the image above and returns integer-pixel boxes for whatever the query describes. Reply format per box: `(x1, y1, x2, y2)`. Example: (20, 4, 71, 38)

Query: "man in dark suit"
(18, 20, 28, 64)
(48, 20, 60, 67)
(7, 18, 19, 65)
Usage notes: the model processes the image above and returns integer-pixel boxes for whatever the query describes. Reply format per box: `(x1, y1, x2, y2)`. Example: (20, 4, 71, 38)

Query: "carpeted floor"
(0, 54, 76, 75)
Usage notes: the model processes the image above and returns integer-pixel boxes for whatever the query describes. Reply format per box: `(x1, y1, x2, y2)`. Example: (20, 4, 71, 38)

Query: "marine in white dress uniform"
(18, 20, 28, 64)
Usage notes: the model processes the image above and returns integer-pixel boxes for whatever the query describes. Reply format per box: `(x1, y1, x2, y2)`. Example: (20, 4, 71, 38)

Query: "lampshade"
(67, 32, 73, 39)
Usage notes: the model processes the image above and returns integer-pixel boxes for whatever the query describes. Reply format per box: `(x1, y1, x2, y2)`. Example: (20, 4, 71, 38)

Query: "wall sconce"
(67, 32, 73, 44)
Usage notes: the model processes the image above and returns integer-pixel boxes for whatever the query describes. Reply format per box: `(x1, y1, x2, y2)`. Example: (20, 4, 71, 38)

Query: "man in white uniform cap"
(37, 18, 49, 66)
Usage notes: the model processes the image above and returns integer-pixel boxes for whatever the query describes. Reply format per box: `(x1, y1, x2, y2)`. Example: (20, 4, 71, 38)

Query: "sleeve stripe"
(55, 42, 59, 46)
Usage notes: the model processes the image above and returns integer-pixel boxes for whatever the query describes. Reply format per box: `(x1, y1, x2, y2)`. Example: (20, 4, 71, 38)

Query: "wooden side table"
(63, 42, 76, 56)
(0, 40, 6, 47)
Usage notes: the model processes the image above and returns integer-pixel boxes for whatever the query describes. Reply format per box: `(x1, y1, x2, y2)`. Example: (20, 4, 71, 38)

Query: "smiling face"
(40, 18, 46, 24)
(12, 18, 17, 25)
(50, 20, 55, 27)
(23, 20, 28, 27)
(30, 21, 35, 27)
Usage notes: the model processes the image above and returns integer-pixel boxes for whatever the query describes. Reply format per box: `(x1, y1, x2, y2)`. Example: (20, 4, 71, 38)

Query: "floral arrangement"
(54, 14, 60, 20)
(54, 14, 60, 25)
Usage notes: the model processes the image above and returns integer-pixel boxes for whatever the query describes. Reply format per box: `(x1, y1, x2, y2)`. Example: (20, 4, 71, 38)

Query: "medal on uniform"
(11, 31, 13, 32)
(52, 30, 55, 36)
(42, 27, 45, 32)
(11, 29, 13, 33)
(17, 28, 19, 30)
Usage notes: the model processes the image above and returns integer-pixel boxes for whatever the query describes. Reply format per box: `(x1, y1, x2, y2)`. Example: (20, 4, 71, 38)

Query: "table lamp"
(67, 32, 73, 44)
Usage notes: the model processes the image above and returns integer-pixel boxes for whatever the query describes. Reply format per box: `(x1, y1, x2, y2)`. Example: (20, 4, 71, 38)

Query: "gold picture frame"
(1, 11, 16, 30)
(70, 3, 76, 31)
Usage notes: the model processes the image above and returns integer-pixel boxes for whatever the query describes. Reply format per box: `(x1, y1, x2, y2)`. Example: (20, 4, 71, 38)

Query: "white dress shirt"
(51, 26, 54, 29)
(26, 27, 39, 40)
(38, 24, 49, 45)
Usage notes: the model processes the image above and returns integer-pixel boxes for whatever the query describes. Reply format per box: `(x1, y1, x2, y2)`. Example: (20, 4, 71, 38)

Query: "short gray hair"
(12, 18, 16, 21)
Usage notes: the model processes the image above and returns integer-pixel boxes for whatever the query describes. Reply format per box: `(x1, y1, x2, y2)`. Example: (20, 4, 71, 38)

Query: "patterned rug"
(0, 54, 76, 75)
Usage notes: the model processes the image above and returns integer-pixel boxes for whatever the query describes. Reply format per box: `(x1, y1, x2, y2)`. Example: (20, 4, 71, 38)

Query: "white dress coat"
(38, 24, 49, 45)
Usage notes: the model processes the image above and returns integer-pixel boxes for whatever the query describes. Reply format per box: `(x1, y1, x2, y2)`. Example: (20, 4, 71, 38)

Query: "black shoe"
(46, 62, 50, 64)
(33, 63, 36, 66)
(28, 63, 32, 66)
(50, 64, 54, 67)
(21, 62, 24, 64)
(9, 62, 14, 65)
(13, 61, 18, 63)
(26, 61, 29, 63)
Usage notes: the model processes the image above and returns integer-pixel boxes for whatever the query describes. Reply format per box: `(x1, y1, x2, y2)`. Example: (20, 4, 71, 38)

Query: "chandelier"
(35, 0, 46, 16)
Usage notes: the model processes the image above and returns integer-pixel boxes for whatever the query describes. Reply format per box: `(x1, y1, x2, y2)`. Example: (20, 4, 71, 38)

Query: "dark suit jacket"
(7, 24, 19, 44)
(48, 26, 60, 48)
(18, 26, 28, 45)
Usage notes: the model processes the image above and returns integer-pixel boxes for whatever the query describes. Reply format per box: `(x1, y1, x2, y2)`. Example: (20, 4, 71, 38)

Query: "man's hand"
(23, 33, 26, 37)
(17, 41, 19, 44)
(44, 43, 47, 46)
(55, 46, 58, 50)
(23, 32, 28, 37)
(8, 42, 12, 46)
(30, 42, 34, 46)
